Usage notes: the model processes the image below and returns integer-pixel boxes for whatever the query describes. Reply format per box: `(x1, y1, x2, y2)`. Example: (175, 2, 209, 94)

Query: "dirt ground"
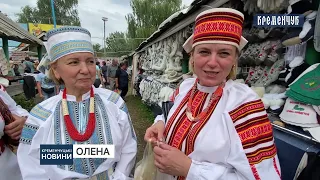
(124, 90, 154, 163)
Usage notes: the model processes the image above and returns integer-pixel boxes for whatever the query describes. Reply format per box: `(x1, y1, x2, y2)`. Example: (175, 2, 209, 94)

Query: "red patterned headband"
(183, 8, 248, 53)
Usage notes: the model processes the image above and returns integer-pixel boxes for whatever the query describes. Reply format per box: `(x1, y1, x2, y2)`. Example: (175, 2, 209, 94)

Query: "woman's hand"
(153, 143, 192, 177)
(144, 121, 165, 144)
(4, 114, 27, 140)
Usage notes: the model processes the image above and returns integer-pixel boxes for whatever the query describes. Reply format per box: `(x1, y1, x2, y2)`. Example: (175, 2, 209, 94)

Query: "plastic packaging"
(134, 141, 157, 180)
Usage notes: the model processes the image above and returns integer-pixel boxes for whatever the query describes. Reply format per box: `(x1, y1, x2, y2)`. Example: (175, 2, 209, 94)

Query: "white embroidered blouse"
(154, 78, 281, 180)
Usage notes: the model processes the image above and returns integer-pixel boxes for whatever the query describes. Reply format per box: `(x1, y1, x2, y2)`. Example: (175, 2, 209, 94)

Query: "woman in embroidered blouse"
(17, 26, 137, 180)
(144, 8, 281, 180)
(0, 79, 29, 180)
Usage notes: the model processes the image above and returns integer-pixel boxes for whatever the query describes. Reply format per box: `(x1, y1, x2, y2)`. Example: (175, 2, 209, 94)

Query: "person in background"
(115, 61, 129, 100)
(144, 8, 281, 180)
(22, 70, 36, 101)
(33, 60, 40, 73)
(23, 57, 34, 73)
(36, 53, 61, 95)
(20, 60, 26, 74)
(35, 72, 57, 100)
(94, 61, 103, 88)
(17, 26, 137, 179)
(107, 59, 118, 90)
(101, 61, 109, 87)
(0, 75, 29, 180)
(13, 63, 21, 76)
(22, 57, 37, 100)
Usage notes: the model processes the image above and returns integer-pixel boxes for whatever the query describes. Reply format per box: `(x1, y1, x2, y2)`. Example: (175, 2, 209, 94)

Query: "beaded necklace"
(186, 79, 224, 122)
(62, 87, 95, 142)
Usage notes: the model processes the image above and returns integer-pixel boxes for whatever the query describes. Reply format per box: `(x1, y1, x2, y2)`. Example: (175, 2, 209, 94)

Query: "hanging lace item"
(284, 43, 307, 64)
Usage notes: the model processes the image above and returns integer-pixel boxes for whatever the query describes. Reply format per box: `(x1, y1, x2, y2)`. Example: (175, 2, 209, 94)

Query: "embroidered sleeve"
(17, 104, 52, 179)
(29, 104, 52, 121)
(120, 102, 137, 141)
(116, 102, 137, 178)
(20, 123, 39, 145)
(20, 104, 52, 145)
(229, 99, 281, 180)
(107, 91, 121, 104)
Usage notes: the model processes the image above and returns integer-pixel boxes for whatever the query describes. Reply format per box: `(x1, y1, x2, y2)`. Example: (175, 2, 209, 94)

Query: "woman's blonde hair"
(188, 48, 239, 80)
(48, 62, 64, 85)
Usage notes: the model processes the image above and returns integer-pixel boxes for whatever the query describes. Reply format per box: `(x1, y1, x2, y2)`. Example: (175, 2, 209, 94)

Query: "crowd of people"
(7, 50, 130, 102)
(0, 7, 283, 180)
(95, 59, 130, 100)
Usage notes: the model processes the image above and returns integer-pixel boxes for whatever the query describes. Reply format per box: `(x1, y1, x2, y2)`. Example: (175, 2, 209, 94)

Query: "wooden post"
(2, 37, 9, 60)
(37, 45, 43, 61)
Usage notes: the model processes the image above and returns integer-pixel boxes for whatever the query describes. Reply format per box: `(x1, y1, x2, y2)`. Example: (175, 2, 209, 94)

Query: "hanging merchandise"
(239, 40, 283, 67)
(281, 0, 317, 46)
(263, 58, 285, 86)
(158, 86, 175, 107)
(262, 92, 286, 110)
(0, 49, 9, 76)
(242, 0, 260, 14)
(265, 40, 284, 66)
(284, 62, 310, 85)
(314, 2, 320, 52)
(286, 63, 320, 105)
(284, 43, 307, 64)
(287, 0, 314, 15)
(257, 0, 286, 13)
(305, 40, 320, 65)
(288, 56, 304, 67)
(279, 56, 311, 86)
(242, 0, 288, 14)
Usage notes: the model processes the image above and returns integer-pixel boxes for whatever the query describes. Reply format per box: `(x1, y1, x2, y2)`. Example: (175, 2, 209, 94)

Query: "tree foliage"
(105, 0, 182, 54)
(104, 31, 132, 57)
(93, 44, 102, 53)
(125, 0, 182, 49)
(16, 0, 80, 26)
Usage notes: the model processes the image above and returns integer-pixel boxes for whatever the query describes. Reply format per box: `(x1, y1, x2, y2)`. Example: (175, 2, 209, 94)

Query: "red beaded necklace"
(186, 79, 224, 122)
(62, 87, 96, 142)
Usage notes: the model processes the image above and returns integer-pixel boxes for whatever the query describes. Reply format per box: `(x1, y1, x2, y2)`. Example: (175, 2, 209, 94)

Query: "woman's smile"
(204, 70, 219, 77)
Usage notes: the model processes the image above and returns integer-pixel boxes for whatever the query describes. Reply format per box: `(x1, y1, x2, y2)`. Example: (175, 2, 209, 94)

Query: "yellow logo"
(305, 81, 315, 86)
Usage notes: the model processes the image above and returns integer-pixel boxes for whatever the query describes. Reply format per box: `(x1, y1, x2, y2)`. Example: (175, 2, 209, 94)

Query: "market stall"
(0, 11, 43, 97)
(131, 0, 231, 105)
(0, 12, 43, 61)
(236, 4, 320, 179)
